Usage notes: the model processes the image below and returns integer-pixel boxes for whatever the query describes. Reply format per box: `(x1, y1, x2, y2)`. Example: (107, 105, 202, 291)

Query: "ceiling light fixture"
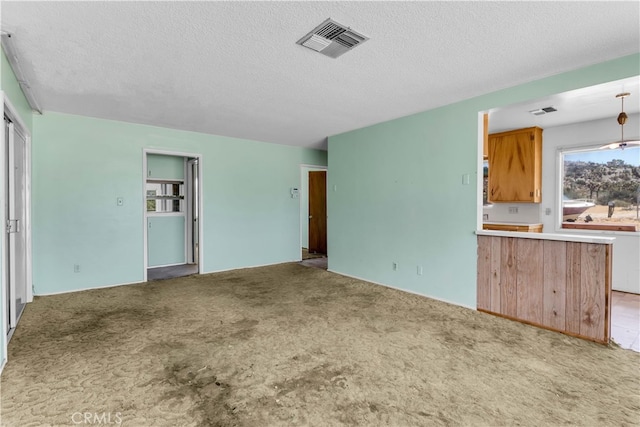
(599, 92, 640, 150)
(1, 31, 42, 114)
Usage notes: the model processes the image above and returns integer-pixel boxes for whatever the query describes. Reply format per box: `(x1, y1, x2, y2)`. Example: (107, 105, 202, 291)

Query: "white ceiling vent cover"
(297, 19, 368, 58)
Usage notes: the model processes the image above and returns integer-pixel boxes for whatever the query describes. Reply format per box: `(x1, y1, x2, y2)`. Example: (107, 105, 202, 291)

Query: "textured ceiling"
(2, 1, 639, 150)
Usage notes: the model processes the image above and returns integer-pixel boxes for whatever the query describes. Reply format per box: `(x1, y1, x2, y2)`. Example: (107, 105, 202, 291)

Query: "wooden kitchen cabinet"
(482, 223, 542, 233)
(488, 126, 542, 203)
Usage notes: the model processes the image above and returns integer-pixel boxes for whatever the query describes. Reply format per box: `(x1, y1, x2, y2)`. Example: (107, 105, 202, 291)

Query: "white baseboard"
(327, 269, 476, 311)
(35, 279, 145, 296)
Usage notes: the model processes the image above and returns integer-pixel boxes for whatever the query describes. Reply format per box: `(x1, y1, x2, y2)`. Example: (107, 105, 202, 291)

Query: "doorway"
(2, 106, 32, 342)
(308, 170, 327, 254)
(300, 166, 327, 263)
(144, 151, 202, 281)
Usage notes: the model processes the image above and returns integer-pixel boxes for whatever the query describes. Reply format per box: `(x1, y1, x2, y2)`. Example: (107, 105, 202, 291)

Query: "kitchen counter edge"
(475, 230, 615, 244)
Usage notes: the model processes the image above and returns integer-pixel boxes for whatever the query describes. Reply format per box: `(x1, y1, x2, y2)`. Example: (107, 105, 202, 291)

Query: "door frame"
(299, 164, 327, 257)
(142, 148, 203, 281)
(1, 94, 33, 361)
(186, 158, 199, 264)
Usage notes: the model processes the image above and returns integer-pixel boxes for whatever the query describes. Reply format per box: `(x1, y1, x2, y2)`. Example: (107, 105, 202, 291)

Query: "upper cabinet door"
(488, 127, 542, 203)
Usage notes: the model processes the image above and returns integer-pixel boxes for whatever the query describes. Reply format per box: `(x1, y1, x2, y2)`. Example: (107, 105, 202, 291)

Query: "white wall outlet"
(508, 207, 519, 214)
(73, 264, 80, 273)
(545, 208, 552, 216)
(462, 174, 470, 185)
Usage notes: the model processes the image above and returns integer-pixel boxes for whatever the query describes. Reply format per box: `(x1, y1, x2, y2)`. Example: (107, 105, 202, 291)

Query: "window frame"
(556, 143, 640, 235)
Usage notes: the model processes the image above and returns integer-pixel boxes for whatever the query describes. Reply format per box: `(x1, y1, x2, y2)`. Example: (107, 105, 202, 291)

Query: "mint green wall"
(147, 154, 184, 180)
(1, 49, 33, 132)
(328, 53, 640, 308)
(1, 48, 34, 369)
(32, 112, 327, 294)
(147, 216, 186, 267)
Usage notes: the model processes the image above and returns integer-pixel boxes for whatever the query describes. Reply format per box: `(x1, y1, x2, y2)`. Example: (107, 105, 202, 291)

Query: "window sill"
(561, 222, 639, 232)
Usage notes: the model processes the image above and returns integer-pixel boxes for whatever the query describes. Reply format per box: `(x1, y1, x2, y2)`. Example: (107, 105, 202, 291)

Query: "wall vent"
(297, 18, 368, 58)
(529, 106, 558, 116)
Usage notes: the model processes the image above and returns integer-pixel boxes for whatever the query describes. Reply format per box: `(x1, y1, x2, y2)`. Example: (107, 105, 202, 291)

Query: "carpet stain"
(272, 363, 352, 398)
(17, 306, 159, 352)
(163, 361, 238, 427)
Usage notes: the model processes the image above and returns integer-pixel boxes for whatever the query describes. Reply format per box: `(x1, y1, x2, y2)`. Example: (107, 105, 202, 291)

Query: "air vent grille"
(334, 31, 364, 48)
(316, 22, 346, 40)
(302, 34, 332, 52)
(529, 106, 558, 116)
(297, 18, 368, 58)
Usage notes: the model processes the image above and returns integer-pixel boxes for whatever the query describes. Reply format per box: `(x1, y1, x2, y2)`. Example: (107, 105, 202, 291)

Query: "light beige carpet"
(1, 263, 638, 426)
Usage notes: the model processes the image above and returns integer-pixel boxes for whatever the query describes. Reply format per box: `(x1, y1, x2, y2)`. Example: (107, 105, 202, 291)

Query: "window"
(146, 181, 184, 213)
(560, 146, 640, 232)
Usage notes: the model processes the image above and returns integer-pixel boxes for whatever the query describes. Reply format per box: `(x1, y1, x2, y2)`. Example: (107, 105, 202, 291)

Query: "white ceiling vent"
(529, 106, 558, 116)
(297, 19, 368, 58)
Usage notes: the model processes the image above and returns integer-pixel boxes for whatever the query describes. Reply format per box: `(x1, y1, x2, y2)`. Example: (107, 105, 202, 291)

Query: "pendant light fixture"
(599, 92, 640, 150)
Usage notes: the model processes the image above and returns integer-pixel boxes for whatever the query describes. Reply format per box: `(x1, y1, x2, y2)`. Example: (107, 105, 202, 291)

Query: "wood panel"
(516, 239, 543, 324)
(500, 237, 518, 317)
(580, 244, 606, 342)
(489, 236, 502, 313)
(542, 240, 566, 331)
(477, 235, 611, 344)
(565, 242, 582, 335)
(477, 236, 491, 311)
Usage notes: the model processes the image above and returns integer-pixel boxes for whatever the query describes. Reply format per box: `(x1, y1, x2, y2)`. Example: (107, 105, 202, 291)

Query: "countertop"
(483, 221, 542, 226)
(476, 229, 615, 244)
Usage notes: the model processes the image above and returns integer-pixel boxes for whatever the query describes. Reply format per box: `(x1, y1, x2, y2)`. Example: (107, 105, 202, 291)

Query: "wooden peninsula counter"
(476, 230, 614, 344)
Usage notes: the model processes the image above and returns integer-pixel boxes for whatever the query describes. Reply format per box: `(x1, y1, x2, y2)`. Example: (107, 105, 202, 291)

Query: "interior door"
(308, 171, 327, 254)
(4, 116, 27, 334)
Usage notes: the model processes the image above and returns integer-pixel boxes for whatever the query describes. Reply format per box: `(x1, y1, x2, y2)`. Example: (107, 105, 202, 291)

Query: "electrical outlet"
(392, 262, 398, 271)
(508, 207, 519, 214)
(545, 208, 552, 216)
(74, 264, 80, 273)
